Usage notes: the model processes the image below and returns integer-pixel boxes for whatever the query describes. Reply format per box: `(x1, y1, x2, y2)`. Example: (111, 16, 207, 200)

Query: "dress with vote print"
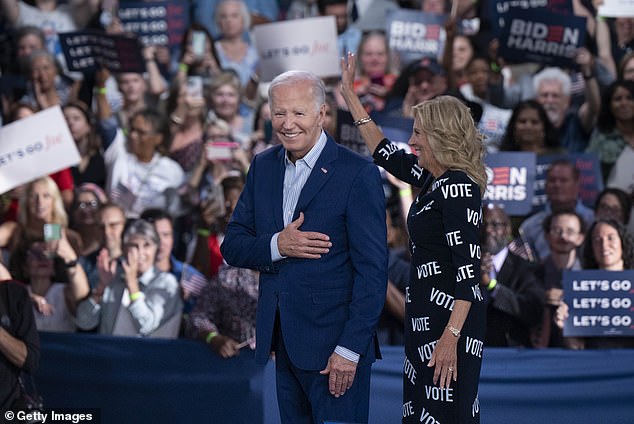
(373, 138, 486, 423)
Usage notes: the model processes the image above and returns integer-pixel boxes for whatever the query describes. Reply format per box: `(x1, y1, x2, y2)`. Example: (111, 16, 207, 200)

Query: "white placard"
(598, 0, 634, 17)
(0, 106, 81, 194)
(253, 16, 340, 82)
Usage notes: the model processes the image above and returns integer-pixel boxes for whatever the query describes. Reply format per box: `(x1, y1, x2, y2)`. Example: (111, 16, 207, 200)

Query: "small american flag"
(180, 266, 208, 297)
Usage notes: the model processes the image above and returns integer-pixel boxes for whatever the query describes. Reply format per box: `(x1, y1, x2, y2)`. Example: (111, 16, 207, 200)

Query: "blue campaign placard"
(532, 153, 603, 214)
(563, 270, 634, 337)
(488, 0, 573, 36)
(59, 31, 145, 73)
(385, 9, 446, 67)
(373, 113, 414, 146)
(118, 0, 189, 48)
(498, 9, 586, 68)
(483, 152, 536, 215)
(336, 110, 414, 158)
(336, 110, 371, 157)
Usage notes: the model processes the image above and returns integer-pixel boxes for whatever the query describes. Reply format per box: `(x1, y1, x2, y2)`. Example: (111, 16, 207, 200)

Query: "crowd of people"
(1, 0, 634, 417)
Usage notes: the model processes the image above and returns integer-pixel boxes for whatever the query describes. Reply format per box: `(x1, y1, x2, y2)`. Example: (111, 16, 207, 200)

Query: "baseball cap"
(408, 56, 446, 76)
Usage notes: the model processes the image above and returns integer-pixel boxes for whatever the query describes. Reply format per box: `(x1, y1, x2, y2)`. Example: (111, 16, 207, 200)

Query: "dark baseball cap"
(408, 56, 446, 76)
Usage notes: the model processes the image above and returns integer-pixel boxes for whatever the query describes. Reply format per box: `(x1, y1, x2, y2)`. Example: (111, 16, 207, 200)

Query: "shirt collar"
(284, 131, 327, 169)
(492, 246, 509, 273)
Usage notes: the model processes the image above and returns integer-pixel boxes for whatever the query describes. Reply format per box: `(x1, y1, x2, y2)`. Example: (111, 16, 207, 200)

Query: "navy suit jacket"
(221, 135, 388, 371)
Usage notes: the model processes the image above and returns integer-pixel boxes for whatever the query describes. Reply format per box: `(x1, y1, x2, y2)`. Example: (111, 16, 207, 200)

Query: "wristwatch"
(64, 259, 78, 268)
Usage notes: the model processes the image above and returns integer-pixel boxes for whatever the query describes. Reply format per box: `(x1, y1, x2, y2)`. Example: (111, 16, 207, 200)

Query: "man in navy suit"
(221, 70, 387, 424)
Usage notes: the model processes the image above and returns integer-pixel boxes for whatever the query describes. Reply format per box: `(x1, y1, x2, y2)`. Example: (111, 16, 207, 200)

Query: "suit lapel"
(272, 147, 285, 230)
(293, 136, 338, 220)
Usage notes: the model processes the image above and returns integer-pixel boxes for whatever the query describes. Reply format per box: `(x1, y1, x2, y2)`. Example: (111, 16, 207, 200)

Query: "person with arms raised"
(341, 52, 487, 423)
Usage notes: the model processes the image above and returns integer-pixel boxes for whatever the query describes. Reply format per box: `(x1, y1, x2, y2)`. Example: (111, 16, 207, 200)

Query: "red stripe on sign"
(493, 167, 510, 185)
(547, 26, 563, 42)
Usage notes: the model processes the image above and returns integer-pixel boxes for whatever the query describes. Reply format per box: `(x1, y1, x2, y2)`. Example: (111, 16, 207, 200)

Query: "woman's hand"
(142, 45, 157, 62)
(200, 194, 225, 229)
(31, 293, 54, 316)
(185, 95, 206, 110)
(122, 247, 140, 292)
(428, 329, 459, 389)
(105, 17, 123, 34)
(181, 45, 195, 67)
(55, 229, 78, 264)
(340, 52, 357, 99)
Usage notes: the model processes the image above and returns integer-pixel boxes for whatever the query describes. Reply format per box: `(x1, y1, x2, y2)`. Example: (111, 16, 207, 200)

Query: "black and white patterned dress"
(373, 139, 486, 423)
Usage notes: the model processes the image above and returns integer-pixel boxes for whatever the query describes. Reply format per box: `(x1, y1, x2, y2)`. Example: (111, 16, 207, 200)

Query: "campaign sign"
(532, 153, 603, 213)
(385, 9, 446, 66)
(385, 9, 447, 67)
(498, 9, 586, 68)
(483, 152, 535, 216)
(373, 113, 413, 146)
(598, 0, 634, 17)
(59, 31, 145, 73)
(337, 110, 370, 157)
(563, 270, 634, 337)
(253, 16, 339, 82)
(0, 106, 81, 194)
(336, 111, 414, 157)
(118, 0, 189, 48)
(489, 0, 573, 36)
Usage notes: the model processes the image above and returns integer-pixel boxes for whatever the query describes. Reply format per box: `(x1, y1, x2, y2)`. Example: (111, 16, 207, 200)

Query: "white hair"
(533, 67, 572, 96)
(214, 0, 251, 33)
(268, 70, 326, 112)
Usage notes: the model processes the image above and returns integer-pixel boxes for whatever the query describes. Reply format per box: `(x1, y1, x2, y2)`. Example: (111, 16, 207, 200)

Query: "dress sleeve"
(440, 173, 483, 303)
(371, 138, 431, 188)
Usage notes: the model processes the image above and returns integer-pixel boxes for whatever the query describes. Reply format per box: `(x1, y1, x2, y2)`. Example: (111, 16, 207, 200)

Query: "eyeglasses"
(549, 227, 579, 237)
(485, 221, 507, 229)
(78, 200, 99, 209)
(129, 126, 155, 137)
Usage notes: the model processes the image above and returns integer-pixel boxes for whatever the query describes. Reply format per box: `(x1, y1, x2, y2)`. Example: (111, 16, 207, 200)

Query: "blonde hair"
(208, 70, 241, 95)
(412, 95, 487, 194)
(18, 176, 68, 228)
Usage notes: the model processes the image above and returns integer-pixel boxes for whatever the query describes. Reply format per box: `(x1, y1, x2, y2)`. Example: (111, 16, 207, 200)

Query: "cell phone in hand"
(43, 223, 61, 241)
(370, 75, 384, 86)
(186, 76, 204, 101)
(191, 31, 206, 58)
(205, 140, 239, 161)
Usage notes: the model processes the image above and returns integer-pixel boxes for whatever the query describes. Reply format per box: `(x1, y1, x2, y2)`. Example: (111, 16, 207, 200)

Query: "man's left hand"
(319, 352, 357, 398)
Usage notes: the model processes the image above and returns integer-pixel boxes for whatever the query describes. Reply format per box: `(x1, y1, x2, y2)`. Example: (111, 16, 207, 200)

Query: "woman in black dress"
(341, 53, 487, 423)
